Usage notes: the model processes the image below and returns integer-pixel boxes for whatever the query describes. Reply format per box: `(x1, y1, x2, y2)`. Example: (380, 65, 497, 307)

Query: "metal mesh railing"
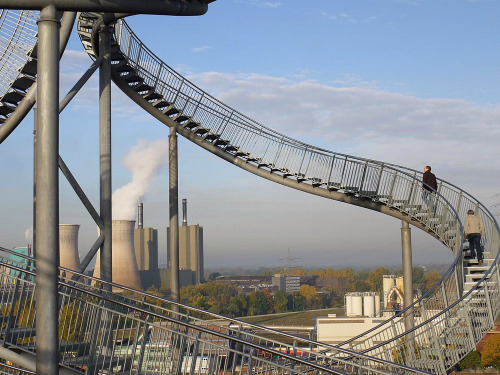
(98, 16, 500, 373)
(0, 10, 38, 97)
(0, 249, 431, 375)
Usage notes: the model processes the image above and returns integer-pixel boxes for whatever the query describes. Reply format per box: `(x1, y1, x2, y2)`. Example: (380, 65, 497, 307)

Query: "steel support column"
(99, 25, 112, 288)
(401, 220, 414, 331)
(169, 126, 180, 303)
(35, 5, 60, 375)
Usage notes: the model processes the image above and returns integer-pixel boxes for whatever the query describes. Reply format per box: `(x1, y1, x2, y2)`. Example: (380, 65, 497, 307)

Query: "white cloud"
(185, 71, 500, 175)
(260, 2, 283, 8)
(321, 12, 377, 23)
(248, 0, 283, 8)
(191, 45, 212, 53)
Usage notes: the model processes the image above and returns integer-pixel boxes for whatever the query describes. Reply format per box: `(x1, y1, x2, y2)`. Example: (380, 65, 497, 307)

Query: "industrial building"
(167, 199, 204, 285)
(134, 203, 158, 271)
(272, 274, 300, 293)
(134, 203, 161, 290)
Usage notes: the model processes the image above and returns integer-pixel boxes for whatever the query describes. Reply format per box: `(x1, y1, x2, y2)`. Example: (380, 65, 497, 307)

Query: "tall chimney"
(182, 198, 187, 226)
(138, 203, 143, 229)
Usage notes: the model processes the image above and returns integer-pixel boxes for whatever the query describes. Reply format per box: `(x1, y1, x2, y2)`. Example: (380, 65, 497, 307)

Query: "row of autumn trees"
(179, 266, 443, 318)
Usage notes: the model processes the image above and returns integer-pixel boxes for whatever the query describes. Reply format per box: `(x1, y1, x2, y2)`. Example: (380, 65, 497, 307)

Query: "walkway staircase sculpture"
(0, 9, 498, 375)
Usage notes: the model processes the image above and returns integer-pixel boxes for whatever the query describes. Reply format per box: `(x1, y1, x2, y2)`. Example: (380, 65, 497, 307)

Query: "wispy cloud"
(321, 12, 377, 23)
(260, 2, 283, 8)
(186, 71, 500, 176)
(249, 0, 283, 8)
(191, 45, 212, 53)
(331, 73, 379, 89)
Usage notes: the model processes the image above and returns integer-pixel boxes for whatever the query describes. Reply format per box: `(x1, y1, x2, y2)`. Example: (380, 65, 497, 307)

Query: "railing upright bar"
(483, 282, 495, 326)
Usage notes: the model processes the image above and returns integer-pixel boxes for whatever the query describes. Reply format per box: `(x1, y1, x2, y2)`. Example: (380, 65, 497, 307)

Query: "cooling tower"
(93, 220, 143, 291)
(59, 224, 80, 276)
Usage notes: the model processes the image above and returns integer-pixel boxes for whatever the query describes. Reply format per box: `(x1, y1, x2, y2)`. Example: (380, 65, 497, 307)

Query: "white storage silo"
(345, 294, 353, 317)
(363, 293, 375, 317)
(351, 294, 363, 316)
(59, 224, 80, 276)
(383, 275, 396, 309)
(374, 294, 381, 317)
(93, 220, 143, 291)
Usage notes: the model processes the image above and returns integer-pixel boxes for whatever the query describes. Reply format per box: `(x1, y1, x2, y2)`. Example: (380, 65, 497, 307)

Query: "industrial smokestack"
(59, 224, 80, 276)
(93, 220, 143, 291)
(182, 198, 187, 226)
(138, 203, 143, 229)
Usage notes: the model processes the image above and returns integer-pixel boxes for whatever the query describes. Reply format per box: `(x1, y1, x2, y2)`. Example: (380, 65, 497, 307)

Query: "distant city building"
(213, 275, 274, 294)
(315, 277, 349, 290)
(167, 199, 204, 285)
(272, 274, 300, 293)
(159, 268, 194, 290)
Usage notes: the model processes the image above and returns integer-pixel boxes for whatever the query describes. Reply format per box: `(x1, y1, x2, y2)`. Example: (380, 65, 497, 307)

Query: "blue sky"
(1, 0, 499, 269)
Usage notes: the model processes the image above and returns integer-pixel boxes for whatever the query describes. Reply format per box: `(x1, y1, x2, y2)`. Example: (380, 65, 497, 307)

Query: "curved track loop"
(0, 11, 75, 143)
(75, 13, 500, 374)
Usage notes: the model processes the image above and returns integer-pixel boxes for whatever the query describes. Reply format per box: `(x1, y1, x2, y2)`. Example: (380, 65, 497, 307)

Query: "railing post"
(189, 334, 201, 375)
(483, 282, 495, 327)
(429, 320, 447, 374)
(375, 164, 384, 197)
(387, 171, 398, 206)
(137, 320, 150, 374)
(358, 161, 368, 194)
(339, 156, 348, 187)
(461, 305, 478, 349)
(441, 283, 449, 310)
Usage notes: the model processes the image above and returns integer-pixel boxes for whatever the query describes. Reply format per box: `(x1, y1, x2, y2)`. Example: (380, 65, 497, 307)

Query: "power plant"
(167, 199, 204, 285)
(134, 203, 161, 289)
(93, 220, 143, 291)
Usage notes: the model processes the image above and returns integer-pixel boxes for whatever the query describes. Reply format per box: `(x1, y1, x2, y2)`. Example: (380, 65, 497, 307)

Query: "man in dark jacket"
(422, 165, 438, 214)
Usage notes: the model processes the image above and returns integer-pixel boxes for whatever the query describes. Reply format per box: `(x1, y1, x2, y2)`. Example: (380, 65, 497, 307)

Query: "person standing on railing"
(464, 210, 485, 266)
(422, 165, 438, 214)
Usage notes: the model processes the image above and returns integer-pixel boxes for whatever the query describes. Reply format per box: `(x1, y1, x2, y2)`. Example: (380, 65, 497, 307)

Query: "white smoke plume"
(25, 226, 33, 245)
(112, 139, 169, 220)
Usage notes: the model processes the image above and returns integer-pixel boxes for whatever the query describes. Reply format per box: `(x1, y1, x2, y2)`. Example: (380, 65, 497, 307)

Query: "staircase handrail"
(0, 246, 434, 372)
(0, 255, 433, 375)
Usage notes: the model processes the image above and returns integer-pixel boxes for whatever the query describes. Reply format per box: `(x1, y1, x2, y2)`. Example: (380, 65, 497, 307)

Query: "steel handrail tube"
(0, 262, 414, 375)
(0, 252, 432, 374)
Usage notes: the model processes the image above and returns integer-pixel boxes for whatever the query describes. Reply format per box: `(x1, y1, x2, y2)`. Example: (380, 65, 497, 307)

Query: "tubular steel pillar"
(401, 220, 414, 331)
(35, 5, 60, 375)
(99, 25, 112, 288)
(169, 126, 180, 303)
